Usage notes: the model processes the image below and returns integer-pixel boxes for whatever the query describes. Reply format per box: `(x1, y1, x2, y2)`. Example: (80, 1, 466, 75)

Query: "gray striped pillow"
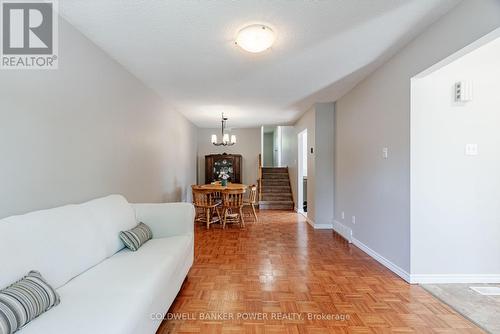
(0, 271, 60, 334)
(119, 222, 153, 251)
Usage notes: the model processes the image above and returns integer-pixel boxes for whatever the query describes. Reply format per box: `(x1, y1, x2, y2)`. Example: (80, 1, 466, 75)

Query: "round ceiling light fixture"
(235, 24, 275, 53)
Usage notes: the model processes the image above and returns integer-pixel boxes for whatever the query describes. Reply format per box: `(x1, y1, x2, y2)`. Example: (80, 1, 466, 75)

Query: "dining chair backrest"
(247, 184, 257, 204)
(212, 191, 222, 202)
(192, 186, 218, 207)
(221, 188, 246, 209)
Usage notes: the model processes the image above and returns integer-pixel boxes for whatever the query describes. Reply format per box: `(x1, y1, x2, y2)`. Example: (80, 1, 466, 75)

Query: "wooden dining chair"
(221, 188, 246, 229)
(212, 191, 222, 204)
(243, 184, 258, 222)
(191, 185, 221, 229)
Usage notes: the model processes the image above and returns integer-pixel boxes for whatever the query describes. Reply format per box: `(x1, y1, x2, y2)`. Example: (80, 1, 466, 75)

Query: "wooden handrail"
(257, 154, 262, 201)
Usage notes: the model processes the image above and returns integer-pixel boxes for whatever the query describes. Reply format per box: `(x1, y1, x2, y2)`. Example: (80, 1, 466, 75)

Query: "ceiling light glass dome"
(235, 24, 275, 53)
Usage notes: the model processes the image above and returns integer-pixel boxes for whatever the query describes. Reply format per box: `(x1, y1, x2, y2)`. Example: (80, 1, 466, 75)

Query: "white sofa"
(0, 195, 195, 334)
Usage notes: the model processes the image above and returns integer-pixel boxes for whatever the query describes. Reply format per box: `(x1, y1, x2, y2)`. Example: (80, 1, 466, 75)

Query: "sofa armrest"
(132, 202, 194, 238)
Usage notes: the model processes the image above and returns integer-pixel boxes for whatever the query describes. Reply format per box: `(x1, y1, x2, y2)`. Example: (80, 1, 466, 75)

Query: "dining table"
(198, 182, 248, 191)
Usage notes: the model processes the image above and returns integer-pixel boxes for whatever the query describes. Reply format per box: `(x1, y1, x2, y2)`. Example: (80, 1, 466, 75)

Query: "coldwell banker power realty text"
(1, 0, 58, 69)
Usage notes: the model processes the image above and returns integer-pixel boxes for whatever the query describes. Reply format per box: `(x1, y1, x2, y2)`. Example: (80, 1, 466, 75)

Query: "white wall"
(315, 104, 335, 227)
(411, 34, 500, 282)
(334, 0, 500, 276)
(263, 132, 274, 167)
(197, 128, 261, 185)
(0, 17, 197, 219)
(281, 125, 297, 202)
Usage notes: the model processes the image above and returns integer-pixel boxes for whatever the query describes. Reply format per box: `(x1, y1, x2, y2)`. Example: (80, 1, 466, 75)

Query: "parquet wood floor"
(157, 211, 483, 334)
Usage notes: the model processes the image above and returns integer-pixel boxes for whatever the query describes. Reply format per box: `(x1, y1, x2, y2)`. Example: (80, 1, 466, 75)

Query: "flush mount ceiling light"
(235, 24, 275, 53)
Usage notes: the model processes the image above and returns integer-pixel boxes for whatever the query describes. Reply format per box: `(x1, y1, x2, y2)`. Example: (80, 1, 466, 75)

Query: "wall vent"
(454, 81, 473, 102)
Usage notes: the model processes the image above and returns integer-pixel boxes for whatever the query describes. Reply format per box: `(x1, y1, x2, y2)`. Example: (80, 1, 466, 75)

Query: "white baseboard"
(410, 274, 500, 284)
(294, 208, 333, 229)
(333, 220, 352, 243)
(298, 214, 499, 284)
(352, 237, 411, 283)
(295, 209, 315, 228)
(314, 223, 333, 229)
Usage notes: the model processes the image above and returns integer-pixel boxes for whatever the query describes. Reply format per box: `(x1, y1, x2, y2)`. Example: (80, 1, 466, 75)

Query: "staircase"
(259, 167, 294, 210)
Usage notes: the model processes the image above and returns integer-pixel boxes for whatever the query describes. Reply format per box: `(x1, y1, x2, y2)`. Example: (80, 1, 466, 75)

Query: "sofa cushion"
(80, 195, 137, 257)
(0, 205, 108, 290)
(120, 222, 153, 251)
(0, 195, 136, 290)
(17, 235, 193, 334)
(0, 271, 60, 334)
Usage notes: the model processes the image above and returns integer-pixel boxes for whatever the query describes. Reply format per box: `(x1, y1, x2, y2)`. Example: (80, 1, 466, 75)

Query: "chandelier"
(211, 113, 236, 146)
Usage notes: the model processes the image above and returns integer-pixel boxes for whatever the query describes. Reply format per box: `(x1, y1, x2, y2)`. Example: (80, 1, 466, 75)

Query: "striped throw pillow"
(0, 271, 60, 334)
(119, 222, 153, 251)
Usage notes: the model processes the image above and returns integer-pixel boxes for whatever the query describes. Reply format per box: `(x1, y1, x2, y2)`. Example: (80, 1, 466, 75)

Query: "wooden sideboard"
(205, 154, 242, 184)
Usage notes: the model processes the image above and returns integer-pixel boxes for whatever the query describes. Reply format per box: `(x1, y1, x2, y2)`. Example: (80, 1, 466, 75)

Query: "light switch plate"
(382, 147, 389, 159)
(465, 144, 478, 156)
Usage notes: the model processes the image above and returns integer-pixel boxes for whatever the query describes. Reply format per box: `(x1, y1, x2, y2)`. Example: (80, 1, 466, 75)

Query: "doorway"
(262, 126, 282, 167)
(297, 129, 307, 215)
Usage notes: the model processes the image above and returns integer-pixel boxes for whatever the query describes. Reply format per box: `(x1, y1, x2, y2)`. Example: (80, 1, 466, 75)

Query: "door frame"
(297, 129, 307, 214)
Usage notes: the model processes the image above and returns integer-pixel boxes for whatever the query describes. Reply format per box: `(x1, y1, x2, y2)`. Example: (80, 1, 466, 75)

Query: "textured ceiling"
(59, 0, 459, 128)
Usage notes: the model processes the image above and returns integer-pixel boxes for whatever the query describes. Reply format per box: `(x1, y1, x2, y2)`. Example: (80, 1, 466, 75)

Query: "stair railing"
(257, 154, 263, 201)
